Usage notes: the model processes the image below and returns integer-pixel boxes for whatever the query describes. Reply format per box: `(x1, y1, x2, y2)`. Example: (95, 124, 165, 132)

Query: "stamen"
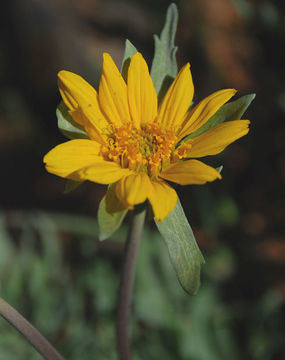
(100, 122, 189, 178)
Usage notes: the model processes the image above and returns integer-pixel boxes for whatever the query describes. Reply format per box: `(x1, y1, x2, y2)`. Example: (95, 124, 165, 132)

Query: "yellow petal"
(148, 180, 178, 222)
(44, 139, 101, 180)
(186, 120, 250, 158)
(116, 173, 151, 209)
(44, 139, 130, 183)
(58, 71, 108, 143)
(156, 63, 194, 132)
(79, 163, 131, 184)
(99, 53, 131, 128)
(177, 88, 237, 140)
(70, 107, 106, 144)
(58, 70, 98, 113)
(160, 159, 221, 185)
(127, 52, 157, 128)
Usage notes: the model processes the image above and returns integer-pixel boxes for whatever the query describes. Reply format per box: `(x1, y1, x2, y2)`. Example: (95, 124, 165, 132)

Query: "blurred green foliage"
(0, 211, 284, 360)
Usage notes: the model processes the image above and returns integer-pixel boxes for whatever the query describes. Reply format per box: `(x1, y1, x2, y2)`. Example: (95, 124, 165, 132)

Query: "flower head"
(44, 52, 249, 221)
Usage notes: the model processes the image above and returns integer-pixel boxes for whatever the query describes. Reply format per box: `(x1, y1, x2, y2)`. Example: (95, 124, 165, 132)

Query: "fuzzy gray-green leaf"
(98, 185, 128, 241)
(57, 101, 88, 140)
(64, 179, 82, 194)
(183, 93, 256, 142)
(150, 3, 178, 100)
(121, 39, 138, 81)
(155, 198, 205, 295)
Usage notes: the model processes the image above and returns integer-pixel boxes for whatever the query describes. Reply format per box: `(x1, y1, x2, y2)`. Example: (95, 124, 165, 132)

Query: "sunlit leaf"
(155, 198, 205, 295)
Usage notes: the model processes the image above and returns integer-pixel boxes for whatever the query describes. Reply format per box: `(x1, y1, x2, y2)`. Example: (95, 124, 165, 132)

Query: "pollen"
(100, 122, 190, 178)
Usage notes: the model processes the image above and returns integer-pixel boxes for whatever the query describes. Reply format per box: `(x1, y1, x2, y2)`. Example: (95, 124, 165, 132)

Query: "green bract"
(183, 93, 256, 142)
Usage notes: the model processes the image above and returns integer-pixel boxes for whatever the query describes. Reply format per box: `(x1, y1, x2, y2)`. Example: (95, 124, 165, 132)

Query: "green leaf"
(64, 179, 82, 194)
(155, 198, 205, 295)
(183, 93, 256, 142)
(57, 101, 88, 140)
(98, 184, 128, 241)
(121, 39, 138, 81)
(216, 165, 223, 174)
(150, 3, 178, 100)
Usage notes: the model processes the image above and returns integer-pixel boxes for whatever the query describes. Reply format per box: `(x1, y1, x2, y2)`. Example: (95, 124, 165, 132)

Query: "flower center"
(100, 122, 190, 178)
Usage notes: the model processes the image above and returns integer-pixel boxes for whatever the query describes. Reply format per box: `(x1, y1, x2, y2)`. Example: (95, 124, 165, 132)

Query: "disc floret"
(100, 122, 191, 178)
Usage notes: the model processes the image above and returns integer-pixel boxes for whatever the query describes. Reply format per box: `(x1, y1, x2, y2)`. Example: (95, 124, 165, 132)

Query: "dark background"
(0, 0, 284, 359)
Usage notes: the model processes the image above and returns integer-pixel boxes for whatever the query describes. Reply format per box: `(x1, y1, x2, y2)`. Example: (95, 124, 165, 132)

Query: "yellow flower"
(44, 52, 249, 221)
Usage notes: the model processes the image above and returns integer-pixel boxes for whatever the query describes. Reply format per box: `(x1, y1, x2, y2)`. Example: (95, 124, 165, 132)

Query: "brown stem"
(0, 298, 65, 360)
(116, 208, 146, 360)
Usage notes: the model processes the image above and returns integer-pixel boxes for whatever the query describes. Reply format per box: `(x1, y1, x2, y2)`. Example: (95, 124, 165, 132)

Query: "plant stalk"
(116, 208, 146, 360)
(0, 298, 65, 360)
